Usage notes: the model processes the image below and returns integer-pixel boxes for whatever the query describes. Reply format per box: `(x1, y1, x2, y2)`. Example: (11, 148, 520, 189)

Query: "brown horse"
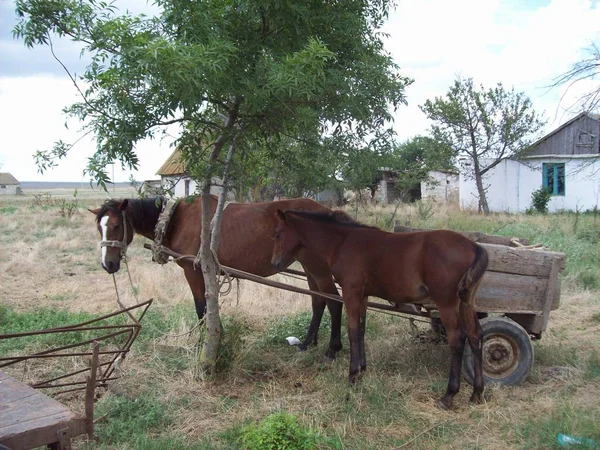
(271, 209, 489, 409)
(88, 196, 344, 360)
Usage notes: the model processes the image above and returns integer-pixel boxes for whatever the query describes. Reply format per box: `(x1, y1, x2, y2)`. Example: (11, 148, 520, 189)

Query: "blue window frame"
(542, 163, 565, 196)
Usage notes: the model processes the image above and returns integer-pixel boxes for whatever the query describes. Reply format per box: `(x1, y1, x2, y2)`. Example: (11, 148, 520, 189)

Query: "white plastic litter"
(286, 336, 301, 346)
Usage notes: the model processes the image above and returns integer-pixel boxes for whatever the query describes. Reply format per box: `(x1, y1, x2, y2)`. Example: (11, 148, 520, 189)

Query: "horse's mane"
(96, 197, 164, 228)
(285, 209, 378, 230)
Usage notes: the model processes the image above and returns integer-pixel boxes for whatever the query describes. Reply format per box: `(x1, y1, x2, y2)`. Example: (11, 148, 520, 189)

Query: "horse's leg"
(358, 297, 368, 372)
(344, 289, 365, 384)
(305, 274, 344, 361)
(437, 303, 466, 410)
(183, 264, 206, 321)
(299, 255, 343, 360)
(459, 301, 484, 403)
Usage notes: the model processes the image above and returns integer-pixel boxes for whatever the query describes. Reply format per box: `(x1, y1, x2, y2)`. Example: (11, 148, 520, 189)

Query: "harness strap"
(152, 197, 178, 264)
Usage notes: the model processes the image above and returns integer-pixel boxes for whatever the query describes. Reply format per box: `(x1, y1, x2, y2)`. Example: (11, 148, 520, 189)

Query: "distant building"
(460, 112, 600, 212)
(156, 148, 223, 198)
(379, 169, 459, 205)
(0, 173, 21, 195)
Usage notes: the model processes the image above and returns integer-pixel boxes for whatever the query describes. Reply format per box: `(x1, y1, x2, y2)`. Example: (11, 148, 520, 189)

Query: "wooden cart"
(393, 226, 566, 386)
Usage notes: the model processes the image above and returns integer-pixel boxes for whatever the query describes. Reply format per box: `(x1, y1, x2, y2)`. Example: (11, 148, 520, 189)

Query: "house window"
(184, 179, 190, 197)
(0, 185, 6, 189)
(542, 163, 565, 196)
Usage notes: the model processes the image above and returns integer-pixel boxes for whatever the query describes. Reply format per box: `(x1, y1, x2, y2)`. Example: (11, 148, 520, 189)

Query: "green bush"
(239, 412, 318, 450)
(527, 186, 552, 214)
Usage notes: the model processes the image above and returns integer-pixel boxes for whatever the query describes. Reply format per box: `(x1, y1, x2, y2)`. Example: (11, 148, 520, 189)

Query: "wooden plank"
(480, 243, 566, 277)
(0, 371, 85, 449)
(393, 224, 531, 246)
(419, 271, 550, 313)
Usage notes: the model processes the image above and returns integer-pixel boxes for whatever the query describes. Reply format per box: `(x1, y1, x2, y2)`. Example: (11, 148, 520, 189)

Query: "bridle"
(100, 210, 131, 260)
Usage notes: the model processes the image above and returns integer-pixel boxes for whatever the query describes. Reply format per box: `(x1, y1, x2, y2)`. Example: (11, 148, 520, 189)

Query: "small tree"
(421, 77, 545, 214)
(15, 0, 410, 376)
(389, 135, 455, 196)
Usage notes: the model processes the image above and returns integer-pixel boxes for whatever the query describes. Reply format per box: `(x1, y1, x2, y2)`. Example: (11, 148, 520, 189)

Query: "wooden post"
(540, 258, 560, 333)
(85, 341, 99, 441)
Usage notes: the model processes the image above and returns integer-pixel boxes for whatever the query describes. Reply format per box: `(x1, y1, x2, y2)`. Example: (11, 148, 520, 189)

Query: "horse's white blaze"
(100, 215, 109, 267)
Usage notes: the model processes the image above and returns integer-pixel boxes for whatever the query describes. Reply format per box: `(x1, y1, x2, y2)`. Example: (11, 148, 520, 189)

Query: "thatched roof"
(156, 148, 185, 176)
(0, 173, 19, 185)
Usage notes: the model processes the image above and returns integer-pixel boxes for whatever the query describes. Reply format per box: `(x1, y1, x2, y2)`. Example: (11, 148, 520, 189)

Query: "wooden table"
(0, 371, 86, 450)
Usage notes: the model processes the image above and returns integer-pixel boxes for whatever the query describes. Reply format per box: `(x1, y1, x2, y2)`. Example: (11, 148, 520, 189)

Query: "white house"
(0, 173, 21, 195)
(156, 148, 224, 199)
(460, 113, 600, 212)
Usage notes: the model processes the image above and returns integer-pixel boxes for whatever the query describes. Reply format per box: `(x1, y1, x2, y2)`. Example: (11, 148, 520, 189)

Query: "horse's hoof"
(437, 398, 451, 410)
(470, 392, 484, 404)
(321, 357, 335, 366)
(298, 344, 309, 352)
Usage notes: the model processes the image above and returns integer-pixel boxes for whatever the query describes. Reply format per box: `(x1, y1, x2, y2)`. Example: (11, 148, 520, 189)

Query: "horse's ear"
(118, 199, 129, 211)
(87, 208, 100, 215)
(276, 210, 286, 223)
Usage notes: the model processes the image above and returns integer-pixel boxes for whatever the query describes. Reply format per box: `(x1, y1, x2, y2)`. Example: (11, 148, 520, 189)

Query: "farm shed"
(379, 169, 459, 205)
(156, 148, 224, 199)
(0, 172, 21, 195)
(460, 112, 600, 212)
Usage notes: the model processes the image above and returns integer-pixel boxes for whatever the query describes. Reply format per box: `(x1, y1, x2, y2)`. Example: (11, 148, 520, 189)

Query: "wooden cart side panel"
(479, 243, 566, 277)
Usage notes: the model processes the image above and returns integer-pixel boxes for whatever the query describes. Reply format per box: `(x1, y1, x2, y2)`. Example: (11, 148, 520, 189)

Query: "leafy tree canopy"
(15, 0, 412, 188)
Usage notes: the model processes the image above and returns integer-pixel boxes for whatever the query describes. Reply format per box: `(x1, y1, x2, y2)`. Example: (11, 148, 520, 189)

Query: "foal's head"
(271, 210, 303, 271)
(88, 199, 133, 274)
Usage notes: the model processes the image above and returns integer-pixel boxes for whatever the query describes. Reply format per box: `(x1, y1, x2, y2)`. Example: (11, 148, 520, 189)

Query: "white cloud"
(386, 0, 600, 140)
(0, 76, 173, 182)
(0, 0, 598, 181)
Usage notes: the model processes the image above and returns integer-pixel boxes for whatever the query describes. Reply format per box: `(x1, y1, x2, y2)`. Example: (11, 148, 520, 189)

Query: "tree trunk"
(198, 98, 241, 378)
(472, 156, 490, 215)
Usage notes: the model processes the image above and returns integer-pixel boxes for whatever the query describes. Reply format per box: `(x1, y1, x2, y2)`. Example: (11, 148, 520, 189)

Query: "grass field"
(1, 187, 599, 449)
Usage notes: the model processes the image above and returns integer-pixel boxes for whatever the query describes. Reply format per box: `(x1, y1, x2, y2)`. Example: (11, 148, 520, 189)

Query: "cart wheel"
(462, 316, 534, 386)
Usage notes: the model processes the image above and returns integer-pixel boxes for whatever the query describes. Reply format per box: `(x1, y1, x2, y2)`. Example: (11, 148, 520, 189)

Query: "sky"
(0, 0, 599, 182)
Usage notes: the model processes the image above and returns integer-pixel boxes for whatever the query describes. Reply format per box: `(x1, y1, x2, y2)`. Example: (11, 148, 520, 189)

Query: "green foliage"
(239, 412, 319, 450)
(14, 0, 411, 190)
(421, 77, 545, 213)
(527, 186, 552, 214)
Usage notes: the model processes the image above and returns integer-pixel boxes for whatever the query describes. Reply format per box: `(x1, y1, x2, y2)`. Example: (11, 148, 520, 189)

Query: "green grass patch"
(86, 393, 212, 450)
(0, 305, 101, 355)
(0, 206, 17, 214)
(514, 402, 600, 449)
(261, 311, 331, 347)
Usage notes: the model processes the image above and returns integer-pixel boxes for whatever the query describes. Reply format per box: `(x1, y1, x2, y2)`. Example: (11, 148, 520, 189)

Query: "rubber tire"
(462, 316, 534, 387)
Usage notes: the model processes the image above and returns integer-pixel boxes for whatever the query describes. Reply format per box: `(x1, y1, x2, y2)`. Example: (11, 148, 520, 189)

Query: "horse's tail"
(458, 243, 488, 305)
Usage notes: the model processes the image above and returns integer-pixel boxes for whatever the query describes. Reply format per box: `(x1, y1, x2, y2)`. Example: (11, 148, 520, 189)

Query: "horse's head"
(88, 199, 134, 274)
(271, 210, 303, 271)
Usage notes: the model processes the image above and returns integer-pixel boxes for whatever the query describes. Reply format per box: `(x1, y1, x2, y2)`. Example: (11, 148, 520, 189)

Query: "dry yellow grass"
(1, 188, 599, 449)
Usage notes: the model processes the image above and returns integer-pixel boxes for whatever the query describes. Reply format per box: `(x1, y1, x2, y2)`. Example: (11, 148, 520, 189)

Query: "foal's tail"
(458, 244, 489, 305)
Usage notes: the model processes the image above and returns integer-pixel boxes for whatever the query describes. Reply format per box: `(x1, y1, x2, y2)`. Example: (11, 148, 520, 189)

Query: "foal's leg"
(459, 302, 484, 403)
(437, 304, 466, 409)
(183, 264, 207, 321)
